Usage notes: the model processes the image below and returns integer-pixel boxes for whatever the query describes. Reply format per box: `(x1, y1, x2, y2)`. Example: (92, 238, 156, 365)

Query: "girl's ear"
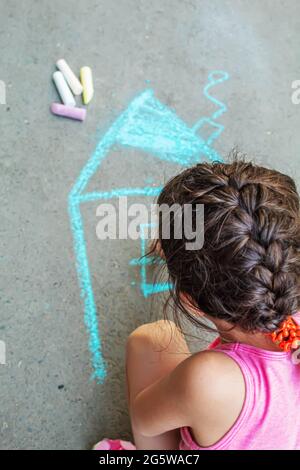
(179, 292, 205, 317)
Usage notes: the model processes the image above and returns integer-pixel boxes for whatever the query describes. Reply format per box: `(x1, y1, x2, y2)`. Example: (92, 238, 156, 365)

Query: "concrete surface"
(0, 0, 299, 450)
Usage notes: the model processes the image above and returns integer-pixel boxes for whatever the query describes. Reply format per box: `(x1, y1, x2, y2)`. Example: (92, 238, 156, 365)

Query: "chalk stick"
(80, 66, 94, 105)
(53, 71, 76, 107)
(50, 102, 86, 121)
(56, 59, 83, 96)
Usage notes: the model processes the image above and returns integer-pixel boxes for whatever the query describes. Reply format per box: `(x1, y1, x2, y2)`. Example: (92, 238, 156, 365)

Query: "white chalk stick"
(53, 71, 76, 107)
(80, 66, 94, 105)
(56, 59, 83, 96)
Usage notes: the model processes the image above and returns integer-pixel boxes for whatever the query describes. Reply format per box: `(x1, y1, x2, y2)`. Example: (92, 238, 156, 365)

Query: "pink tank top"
(179, 332, 300, 450)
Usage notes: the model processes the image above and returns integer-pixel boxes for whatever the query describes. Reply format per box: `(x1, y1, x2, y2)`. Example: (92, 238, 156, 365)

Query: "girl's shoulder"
(181, 349, 245, 448)
(183, 348, 245, 404)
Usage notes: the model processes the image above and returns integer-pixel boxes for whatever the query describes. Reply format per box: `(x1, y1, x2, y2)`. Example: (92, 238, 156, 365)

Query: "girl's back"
(180, 336, 300, 450)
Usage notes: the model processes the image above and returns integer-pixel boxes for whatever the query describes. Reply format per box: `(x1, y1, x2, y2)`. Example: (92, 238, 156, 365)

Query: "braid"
(158, 159, 300, 333)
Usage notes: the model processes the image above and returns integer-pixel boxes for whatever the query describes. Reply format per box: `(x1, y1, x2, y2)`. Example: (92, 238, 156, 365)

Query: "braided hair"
(155, 160, 300, 333)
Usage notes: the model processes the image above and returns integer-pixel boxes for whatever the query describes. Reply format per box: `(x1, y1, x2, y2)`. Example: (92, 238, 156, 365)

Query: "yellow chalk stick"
(80, 66, 94, 105)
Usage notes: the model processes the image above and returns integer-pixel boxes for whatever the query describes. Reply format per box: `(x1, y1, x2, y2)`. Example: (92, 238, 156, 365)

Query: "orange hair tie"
(268, 316, 300, 352)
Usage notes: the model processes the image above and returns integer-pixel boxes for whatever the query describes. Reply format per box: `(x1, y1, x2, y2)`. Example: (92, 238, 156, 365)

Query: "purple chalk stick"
(50, 102, 87, 121)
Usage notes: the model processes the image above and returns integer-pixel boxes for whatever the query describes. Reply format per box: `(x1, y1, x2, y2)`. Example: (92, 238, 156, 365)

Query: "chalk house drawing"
(68, 71, 229, 383)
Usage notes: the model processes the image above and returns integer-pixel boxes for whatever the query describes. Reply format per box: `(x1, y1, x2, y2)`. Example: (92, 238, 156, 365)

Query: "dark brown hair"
(153, 159, 300, 333)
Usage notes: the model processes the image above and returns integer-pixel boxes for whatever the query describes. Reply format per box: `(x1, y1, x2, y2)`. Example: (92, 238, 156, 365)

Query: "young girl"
(94, 160, 300, 450)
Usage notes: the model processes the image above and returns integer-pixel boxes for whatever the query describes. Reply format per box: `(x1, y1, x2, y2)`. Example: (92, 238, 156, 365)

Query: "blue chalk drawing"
(193, 71, 229, 145)
(69, 71, 229, 383)
(129, 223, 172, 297)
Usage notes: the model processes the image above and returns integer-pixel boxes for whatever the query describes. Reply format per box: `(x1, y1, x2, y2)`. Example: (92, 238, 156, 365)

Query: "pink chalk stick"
(50, 102, 87, 121)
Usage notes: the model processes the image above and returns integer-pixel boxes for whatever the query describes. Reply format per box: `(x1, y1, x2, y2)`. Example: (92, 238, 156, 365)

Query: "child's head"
(156, 160, 300, 333)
